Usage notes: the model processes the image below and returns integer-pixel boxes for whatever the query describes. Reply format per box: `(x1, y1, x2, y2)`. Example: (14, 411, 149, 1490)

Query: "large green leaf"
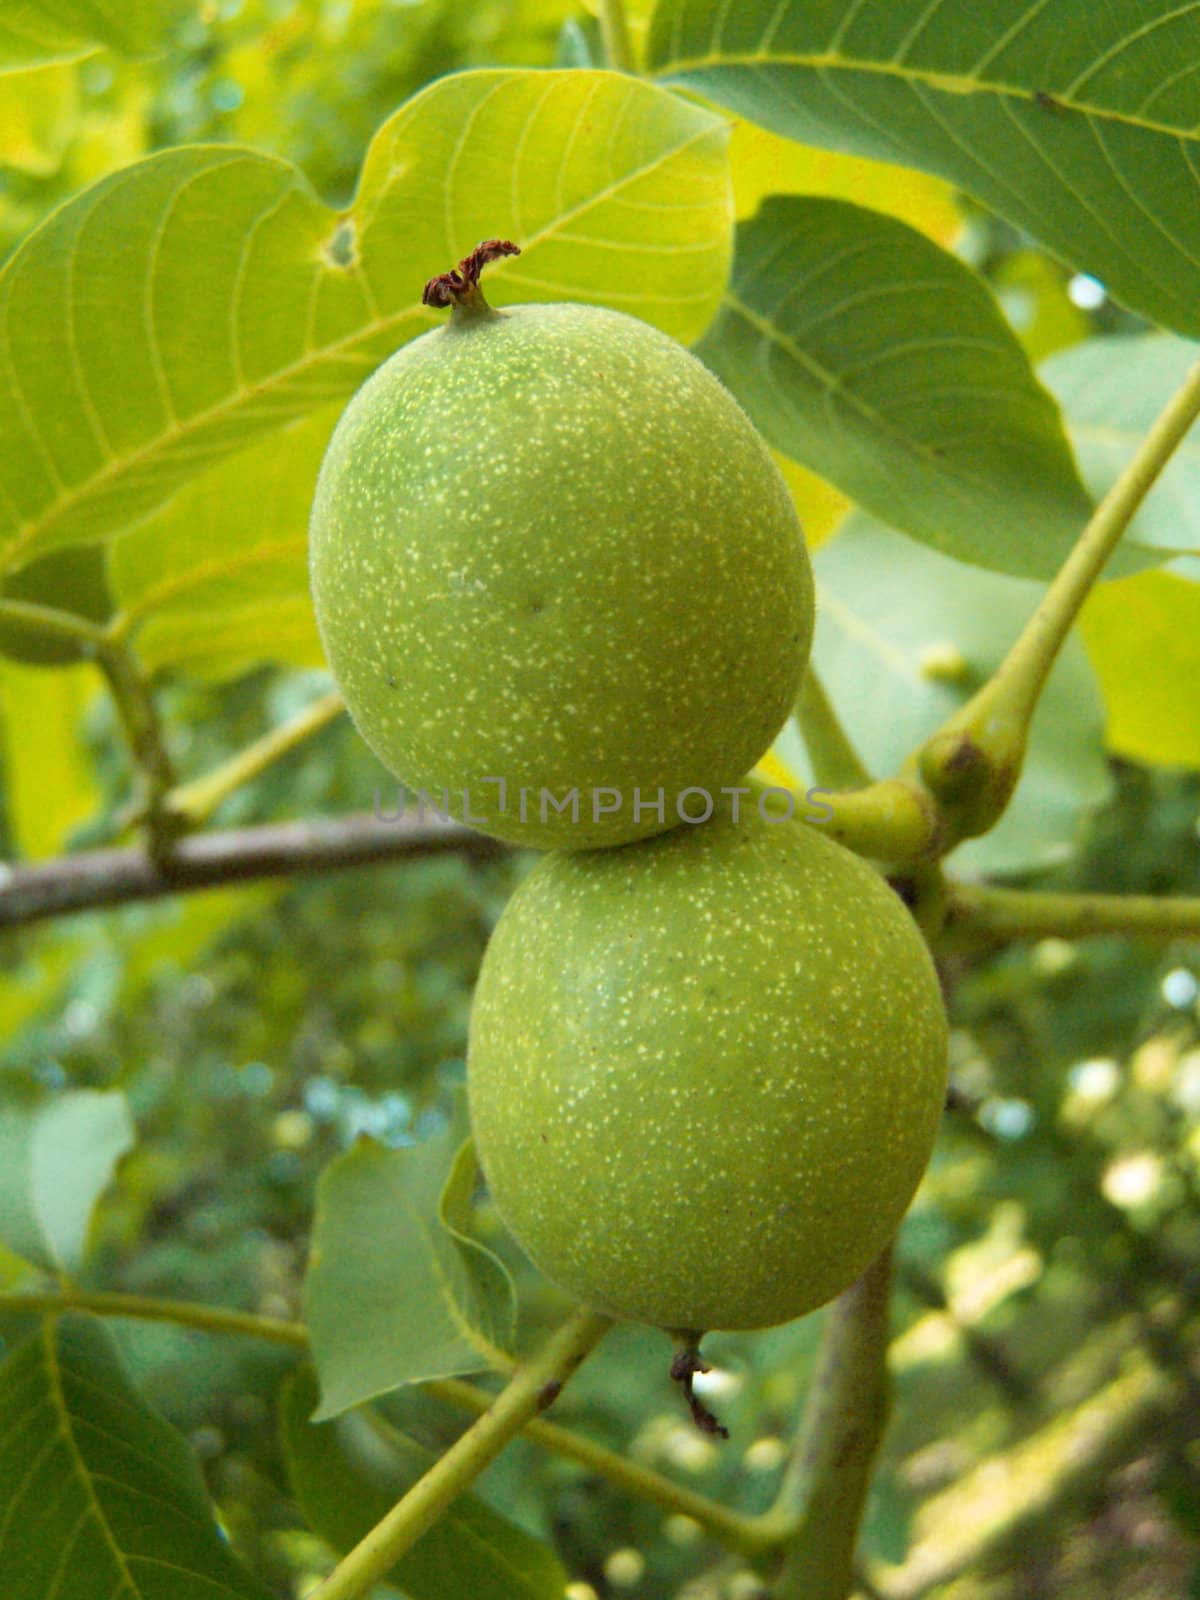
(695, 195, 1092, 578)
(0, 1315, 272, 1599)
(773, 515, 1111, 875)
(281, 1367, 567, 1600)
(649, 0, 1200, 339)
(0, 1089, 133, 1272)
(305, 1121, 515, 1420)
(1042, 334, 1200, 557)
(107, 411, 333, 678)
(0, 1, 173, 69)
(0, 68, 729, 575)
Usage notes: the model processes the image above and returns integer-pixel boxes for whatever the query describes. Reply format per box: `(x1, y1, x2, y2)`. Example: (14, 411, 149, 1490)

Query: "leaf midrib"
(721, 288, 1051, 507)
(817, 586, 924, 685)
(1068, 418, 1200, 463)
(40, 1319, 141, 1600)
(658, 49, 1200, 144)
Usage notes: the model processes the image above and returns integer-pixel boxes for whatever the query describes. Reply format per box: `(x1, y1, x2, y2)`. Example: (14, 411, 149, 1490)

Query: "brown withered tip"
(422, 239, 521, 308)
(669, 1343, 729, 1439)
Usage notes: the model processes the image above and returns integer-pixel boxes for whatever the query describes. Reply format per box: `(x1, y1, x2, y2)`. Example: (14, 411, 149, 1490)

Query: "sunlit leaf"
(281, 1367, 567, 1600)
(0, 69, 730, 575)
(774, 452, 848, 553)
(650, 0, 1200, 339)
(728, 117, 961, 242)
(1082, 570, 1200, 770)
(0, 1315, 272, 1599)
(695, 196, 1092, 577)
(0, 1090, 133, 1272)
(108, 412, 333, 678)
(0, 62, 76, 171)
(0, 659, 99, 858)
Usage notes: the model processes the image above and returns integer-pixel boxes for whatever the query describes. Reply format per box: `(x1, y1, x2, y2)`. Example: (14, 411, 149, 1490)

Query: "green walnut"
(309, 241, 813, 849)
(467, 801, 948, 1333)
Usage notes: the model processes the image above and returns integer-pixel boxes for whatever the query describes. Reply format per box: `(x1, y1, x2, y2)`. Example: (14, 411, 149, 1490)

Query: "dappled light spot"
(1102, 1151, 1164, 1209)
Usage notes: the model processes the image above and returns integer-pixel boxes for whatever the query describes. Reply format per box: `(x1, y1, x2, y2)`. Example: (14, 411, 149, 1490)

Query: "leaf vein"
(659, 43, 1200, 142)
(1061, 2, 1200, 101)
(143, 160, 250, 429)
(38, 1322, 142, 1598)
(227, 180, 299, 394)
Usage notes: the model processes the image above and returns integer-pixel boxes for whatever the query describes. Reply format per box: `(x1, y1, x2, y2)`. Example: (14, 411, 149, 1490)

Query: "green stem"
(428, 1374, 780, 1558)
(0, 596, 106, 652)
(310, 1306, 611, 1600)
(95, 638, 177, 847)
(945, 883, 1200, 943)
(0, 1286, 786, 1558)
(789, 656, 940, 866)
(165, 690, 344, 828)
(817, 779, 940, 864)
(795, 668, 872, 790)
(766, 1248, 894, 1600)
(599, 0, 637, 72)
(917, 356, 1200, 843)
(0, 1287, 309, 1345)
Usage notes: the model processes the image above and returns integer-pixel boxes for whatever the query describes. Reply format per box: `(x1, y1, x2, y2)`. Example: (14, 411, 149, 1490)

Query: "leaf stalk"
(914, 355, 1200, 845)
(309, 1306, 611, 1600)
(599, 0, 637, 72)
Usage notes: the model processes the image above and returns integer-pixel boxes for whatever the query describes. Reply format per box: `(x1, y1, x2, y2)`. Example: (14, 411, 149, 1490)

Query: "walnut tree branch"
(0, 811, 503, 928)
(765, 1247, 894, 1599)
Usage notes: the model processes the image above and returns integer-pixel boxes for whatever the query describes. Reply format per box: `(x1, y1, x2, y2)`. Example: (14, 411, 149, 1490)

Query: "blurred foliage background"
(0, 4, 1198, 1599)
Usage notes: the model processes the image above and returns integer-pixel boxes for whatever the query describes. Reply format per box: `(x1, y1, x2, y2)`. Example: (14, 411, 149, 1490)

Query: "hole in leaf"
(323, 219, 357, 270)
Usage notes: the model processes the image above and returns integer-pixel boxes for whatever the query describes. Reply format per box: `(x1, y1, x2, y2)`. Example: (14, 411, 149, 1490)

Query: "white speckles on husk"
(309, 301, 813, 848)
(466, 807, 949, 1332)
